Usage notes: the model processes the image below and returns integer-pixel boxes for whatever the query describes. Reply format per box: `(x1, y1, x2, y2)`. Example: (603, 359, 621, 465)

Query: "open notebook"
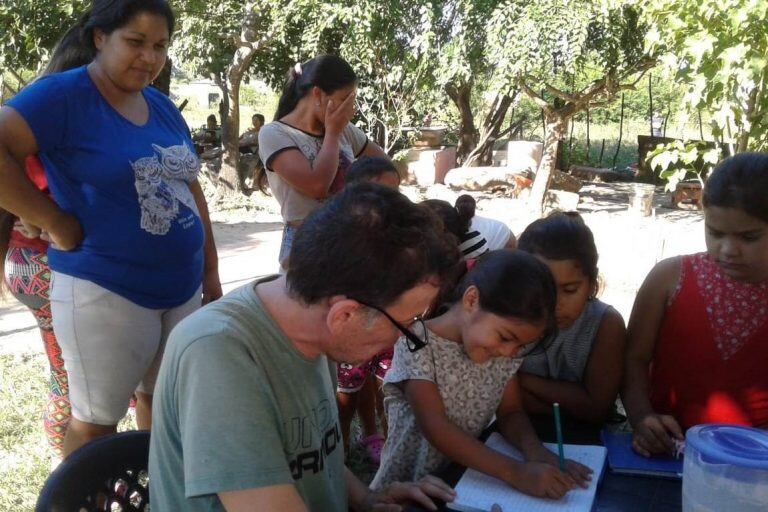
(600, 430, 683, 479)
(451, 433, 607, 512)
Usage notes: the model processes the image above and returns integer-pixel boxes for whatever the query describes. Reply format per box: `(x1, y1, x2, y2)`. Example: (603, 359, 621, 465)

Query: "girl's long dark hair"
(256, 55, 357, 194)
(452, 250, 557, 335)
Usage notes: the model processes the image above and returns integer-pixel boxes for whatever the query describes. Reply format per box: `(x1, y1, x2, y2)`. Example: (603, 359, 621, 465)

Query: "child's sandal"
(360, 433, 385, 466)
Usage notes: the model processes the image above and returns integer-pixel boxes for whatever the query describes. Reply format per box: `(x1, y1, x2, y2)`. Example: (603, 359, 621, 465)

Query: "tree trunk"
(464, 93, 514, 167)
(446, 82, 478, 165)
(152, 58, 172, 96)
(372, 119, 386, 150)
(612, 93, 625, 168)
(736, 87, 758, 153)
(213, 74, 230, 126)
(529, 115, 567, 212)
(219, 80, 241, 193)
(218, 45, 257, 195)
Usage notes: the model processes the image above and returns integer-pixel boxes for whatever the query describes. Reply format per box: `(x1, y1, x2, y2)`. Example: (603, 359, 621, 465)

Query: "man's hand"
(362, 475, 457, 512)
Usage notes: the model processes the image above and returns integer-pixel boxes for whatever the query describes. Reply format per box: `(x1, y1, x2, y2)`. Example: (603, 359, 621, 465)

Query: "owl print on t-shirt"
(131, 143, 201, 235)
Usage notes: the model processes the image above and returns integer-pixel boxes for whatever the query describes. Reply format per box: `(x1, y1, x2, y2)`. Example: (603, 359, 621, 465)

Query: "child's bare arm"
(404, 379, 521, 485)
(497, 377, 591, 488)
(621, 257, 685, 456)
(496, 377, 548, 458)
(520, 386, 553, 416)
(518, 308, 626, 424)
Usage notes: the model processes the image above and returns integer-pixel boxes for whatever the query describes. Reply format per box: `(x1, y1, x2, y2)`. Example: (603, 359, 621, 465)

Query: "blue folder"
(600, 430, 683, 479)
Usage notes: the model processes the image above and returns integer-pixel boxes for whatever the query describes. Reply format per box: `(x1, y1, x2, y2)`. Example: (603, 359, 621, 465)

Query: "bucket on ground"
(683, 424, 768, 512)
(630, 183, 655, 216)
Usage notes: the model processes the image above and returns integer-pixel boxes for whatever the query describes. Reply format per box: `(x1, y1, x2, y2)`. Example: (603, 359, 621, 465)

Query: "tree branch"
(8, 69, 27, 87)
(544, 83, 578, 104)
(518, 77, 552, 114)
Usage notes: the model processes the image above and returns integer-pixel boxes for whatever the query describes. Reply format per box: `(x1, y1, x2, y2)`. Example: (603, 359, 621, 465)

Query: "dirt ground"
(0, 182, 704, 355)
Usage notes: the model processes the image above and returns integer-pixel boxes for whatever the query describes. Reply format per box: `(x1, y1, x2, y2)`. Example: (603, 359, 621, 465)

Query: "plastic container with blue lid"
(683, 424, 768, 511)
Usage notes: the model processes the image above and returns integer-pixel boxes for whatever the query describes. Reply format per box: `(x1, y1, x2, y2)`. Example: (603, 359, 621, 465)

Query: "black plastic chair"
(36, 430, 150, 512)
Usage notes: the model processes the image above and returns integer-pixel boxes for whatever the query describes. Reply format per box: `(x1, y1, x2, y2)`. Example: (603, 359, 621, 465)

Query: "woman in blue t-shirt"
(0, 0, 221, 456)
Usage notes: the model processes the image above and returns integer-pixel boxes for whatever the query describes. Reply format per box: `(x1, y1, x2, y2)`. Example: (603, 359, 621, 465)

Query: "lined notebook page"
(452, 433, 607, 512)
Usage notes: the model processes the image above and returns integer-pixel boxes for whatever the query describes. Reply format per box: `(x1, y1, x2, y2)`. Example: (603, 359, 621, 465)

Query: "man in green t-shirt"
(150, 183, 461, 511)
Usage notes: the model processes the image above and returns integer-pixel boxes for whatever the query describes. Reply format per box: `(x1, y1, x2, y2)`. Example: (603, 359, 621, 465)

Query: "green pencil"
(553, 402, 565, 471)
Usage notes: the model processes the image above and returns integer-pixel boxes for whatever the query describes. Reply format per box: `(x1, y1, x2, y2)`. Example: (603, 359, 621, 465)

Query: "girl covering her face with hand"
(256, 55, 390, 269)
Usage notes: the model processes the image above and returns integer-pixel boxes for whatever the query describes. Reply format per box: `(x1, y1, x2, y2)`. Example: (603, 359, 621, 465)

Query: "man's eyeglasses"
(353, 299, 428, 352)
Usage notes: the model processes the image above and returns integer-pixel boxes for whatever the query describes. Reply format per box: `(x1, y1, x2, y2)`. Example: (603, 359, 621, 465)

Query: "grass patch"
(0, 351, 50, 511)
(0, 351, 138, 510)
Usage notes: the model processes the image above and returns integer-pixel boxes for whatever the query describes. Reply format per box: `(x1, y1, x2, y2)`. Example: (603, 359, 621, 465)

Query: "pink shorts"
(337, 348, 394, 393)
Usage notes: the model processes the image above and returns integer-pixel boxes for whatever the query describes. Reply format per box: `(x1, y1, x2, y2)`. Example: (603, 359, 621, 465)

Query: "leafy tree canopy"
(644, 0, 768, 151)
(1, 0, 88, 73)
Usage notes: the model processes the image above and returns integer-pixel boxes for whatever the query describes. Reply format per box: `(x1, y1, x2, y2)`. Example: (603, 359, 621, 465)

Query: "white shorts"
(50, 272, 201, 425)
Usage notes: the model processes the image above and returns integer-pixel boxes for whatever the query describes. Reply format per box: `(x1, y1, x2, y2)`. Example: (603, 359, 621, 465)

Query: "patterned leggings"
(4, 246, 70, 457)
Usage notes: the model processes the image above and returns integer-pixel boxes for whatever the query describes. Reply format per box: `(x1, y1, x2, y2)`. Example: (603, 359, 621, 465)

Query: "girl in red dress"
(623, 153, 768, 457)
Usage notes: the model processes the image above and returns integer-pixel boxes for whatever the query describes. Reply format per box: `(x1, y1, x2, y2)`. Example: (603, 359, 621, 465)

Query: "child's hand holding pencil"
(524, 446, 593, 489)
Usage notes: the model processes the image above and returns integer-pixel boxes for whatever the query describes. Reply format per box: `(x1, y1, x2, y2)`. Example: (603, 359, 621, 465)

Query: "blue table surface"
(595, 472, 681, 512)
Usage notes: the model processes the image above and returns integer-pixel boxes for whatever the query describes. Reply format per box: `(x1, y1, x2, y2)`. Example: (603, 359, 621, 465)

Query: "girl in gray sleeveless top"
(517, 212, 626, 426)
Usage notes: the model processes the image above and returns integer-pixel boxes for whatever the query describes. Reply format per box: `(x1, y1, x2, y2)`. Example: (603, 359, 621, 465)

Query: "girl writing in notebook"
(622, 153, 768, 457)
(516, 213, 626, 435)
(371, 250, 592, 499)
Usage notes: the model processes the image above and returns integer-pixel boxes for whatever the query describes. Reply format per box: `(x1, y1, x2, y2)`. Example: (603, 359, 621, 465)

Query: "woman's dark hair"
(455, 194, 476, 221)
(421, 199, 472, 240)
(80, 0, 175, 53)
(43, 25, 95, 74)
(451, 250, 557, 335)
(703, 152, 768, 223)
(517, 211, 600, 297)
(256, 55, 357, 193)
(274, 55, 357, 121)
(344, 157, 399, 186)
(287, 182, 460, 307)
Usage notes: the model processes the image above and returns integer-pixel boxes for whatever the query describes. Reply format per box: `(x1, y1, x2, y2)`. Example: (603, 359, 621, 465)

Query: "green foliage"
(0, 0, 88, 74)
(488, 0, 648, 93)
(173, 0, 329, 86)
(644, 0, 768, 151)
(648, 140, 721, 191)
(333, 1, 442, 151)
(432, 1, 505, 90)
(173, 0, 241, 79)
